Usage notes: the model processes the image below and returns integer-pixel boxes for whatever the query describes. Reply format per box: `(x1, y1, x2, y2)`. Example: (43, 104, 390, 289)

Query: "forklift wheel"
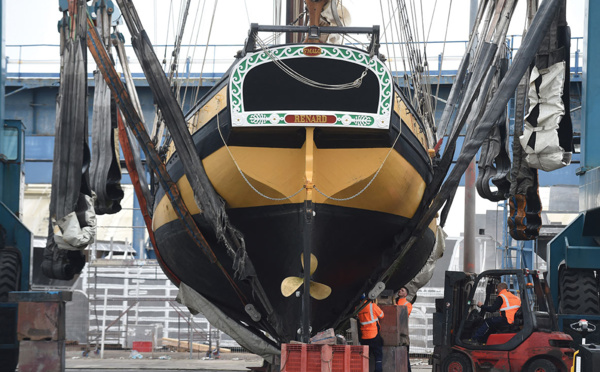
(559, 268, 599, 315)
(525, 359, 557, 372)
(0, 247, 21, 372)
(442, 353, 472, 372)
(0, 247, 21, 302)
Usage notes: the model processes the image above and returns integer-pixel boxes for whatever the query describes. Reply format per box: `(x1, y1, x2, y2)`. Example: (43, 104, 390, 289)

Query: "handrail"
(5, 36, 585, 79)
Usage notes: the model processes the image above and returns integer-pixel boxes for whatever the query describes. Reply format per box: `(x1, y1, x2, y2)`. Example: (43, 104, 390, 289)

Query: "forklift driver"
(466, 282, 521, 345)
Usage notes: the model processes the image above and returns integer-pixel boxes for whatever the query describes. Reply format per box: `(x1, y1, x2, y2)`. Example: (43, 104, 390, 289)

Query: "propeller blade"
(281, 276, 304, 297)
(301, 253, 318, 276)
(309, 281, 332, 300)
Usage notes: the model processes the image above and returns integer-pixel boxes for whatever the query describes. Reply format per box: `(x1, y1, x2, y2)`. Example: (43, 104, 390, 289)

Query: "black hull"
(154, 202, 436, 342)
(151, 43, 438, 345)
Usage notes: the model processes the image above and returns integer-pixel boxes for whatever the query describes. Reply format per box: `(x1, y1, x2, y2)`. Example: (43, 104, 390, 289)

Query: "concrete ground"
(65, 349, 433, 371)
(66, 348, 263, 370)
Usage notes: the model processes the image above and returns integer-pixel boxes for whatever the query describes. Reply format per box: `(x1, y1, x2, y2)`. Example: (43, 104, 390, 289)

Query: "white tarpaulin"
(405, 226, 447, 302)
(520, 62, 572, 171)
(52, 193, 97, 250)
(176, 282, 280, 363)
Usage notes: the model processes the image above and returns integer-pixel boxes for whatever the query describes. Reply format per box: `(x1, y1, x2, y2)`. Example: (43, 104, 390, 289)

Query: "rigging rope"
(152, 0, 192, 147)
(433, 0, 453, 115)
(255, 36, 369, 91)
(160, 0, 207, 154)
(243, 0, 250, 27)
(192, 0, 220, 105)
(425, 0, 439, 43)
(217, 103, 402, 203)
(379, 1, 403, 91)
(160, 0, 173, 71)
(215, 108, 305, 201)
(314, 121, 403, 202)
(179, 0, 206, 108)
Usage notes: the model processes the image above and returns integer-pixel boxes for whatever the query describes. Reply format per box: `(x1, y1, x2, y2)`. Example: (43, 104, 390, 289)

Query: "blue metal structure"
(0, 0, 32, 369)
(0, 119, 31, 292)
(579, 1, 600, 203)
(548, 0, 600, 306)
(0, 2, 31, 293)
(545, 0, 600, 346)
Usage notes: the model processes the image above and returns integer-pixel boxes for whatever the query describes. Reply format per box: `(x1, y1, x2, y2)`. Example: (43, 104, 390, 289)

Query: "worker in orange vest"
(468, 282, 521, 345)
(396, 286, 413, 372)
(396, 286, 413, 316)
(357, 295, 384, 372)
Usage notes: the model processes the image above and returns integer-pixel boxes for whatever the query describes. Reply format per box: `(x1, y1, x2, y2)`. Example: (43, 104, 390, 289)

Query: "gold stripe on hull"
(153, 143, 426, 231)
(152, 175, 201, 232)
(165, 87, 228, 161)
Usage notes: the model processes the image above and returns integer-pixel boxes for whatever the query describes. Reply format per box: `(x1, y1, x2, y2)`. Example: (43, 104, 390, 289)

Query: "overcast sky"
(4, 0, 586, 77)
(5, 0, 585, 44)
(6, 1, 585, 53)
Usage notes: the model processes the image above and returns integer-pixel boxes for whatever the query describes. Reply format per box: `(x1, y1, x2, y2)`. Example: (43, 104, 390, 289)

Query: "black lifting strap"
(43, 5, 93, 280)
(115, 0, 284, 339)
(399, 0, 561, 271)
(476, 47, 511, 202)
(90, 5, 124, 216)
(90, 71, 124, 215)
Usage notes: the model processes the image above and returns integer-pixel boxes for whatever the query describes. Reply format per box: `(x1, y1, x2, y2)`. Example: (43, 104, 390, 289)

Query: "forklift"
(431, 269, 574, 372)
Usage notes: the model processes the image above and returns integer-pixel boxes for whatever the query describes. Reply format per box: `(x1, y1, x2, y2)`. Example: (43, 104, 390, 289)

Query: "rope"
(255, 36, 369, 91)
(159, 0, 207, 154)
(243, 0, 250, 26)
(192, 0, 220, 104)
(314, 121, 403, 202)
(215, 94, 401, 203)
(160, 0, 173, 70)
(179, 0, 207, 113)
(425, 0, 439, 43)
(89, 4, 252, 310)
(379, 0, 401, 87)
(433, 0, 453, 114)
(154, 0, 195, 152)
(216, 104, 305, 201)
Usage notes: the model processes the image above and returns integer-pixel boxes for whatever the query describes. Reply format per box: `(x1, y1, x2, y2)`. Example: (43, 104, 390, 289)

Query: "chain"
(255, 36, 368, 91)
(313, 123, 403, 201)
(216, 108, 305, 201)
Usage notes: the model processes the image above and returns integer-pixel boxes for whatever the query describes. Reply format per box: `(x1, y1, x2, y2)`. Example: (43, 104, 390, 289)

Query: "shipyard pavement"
(65, 350, 432, 371)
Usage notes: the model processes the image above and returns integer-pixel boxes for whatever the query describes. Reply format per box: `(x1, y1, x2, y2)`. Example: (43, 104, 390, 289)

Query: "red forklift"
(431, 269, 574, 372)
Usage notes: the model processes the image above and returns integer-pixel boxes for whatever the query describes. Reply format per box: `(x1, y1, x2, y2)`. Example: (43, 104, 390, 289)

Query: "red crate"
(132, 341, 153, 352)
(281, 344, 368, 372)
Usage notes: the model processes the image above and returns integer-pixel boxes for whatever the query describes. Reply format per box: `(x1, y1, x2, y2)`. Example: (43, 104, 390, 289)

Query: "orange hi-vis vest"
(358, 301, 384, 339)
(498, 289, 521, 324)
(396, 298, 413, 317)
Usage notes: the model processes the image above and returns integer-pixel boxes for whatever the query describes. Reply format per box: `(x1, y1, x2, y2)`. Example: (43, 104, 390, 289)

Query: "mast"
(285, 0, 304, 43)
(464, 0, 478, 274)
(274, 0, 282, 43)
(304, 0, 326, 43)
